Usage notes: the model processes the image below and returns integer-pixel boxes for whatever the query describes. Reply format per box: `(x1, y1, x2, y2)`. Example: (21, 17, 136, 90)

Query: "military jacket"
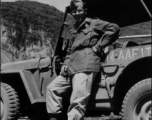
(63, 17, 120, 75)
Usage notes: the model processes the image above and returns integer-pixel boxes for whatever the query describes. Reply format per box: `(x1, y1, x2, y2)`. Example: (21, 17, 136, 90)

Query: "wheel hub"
(134, 100, 152, 120)
(1, 98, 4, 119)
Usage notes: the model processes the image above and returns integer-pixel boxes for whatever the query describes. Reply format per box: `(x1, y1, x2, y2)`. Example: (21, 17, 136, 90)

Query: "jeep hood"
(1, 57, 51, 71)
(85, 0, 151, 27)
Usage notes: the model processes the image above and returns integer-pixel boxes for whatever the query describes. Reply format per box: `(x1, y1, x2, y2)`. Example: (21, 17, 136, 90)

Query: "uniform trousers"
(46, 72, 97, 120)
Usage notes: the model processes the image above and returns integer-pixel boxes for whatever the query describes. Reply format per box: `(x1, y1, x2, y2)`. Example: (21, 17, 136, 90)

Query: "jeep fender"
(112, 56, 152, 113)
(1, 70, 44, 104)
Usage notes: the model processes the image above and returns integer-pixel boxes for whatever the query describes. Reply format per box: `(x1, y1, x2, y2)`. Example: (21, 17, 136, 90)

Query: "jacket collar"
(69, 17, 91, 34)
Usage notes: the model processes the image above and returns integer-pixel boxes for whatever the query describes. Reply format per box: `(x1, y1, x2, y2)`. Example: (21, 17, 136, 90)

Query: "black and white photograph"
(1, 0, 151, 120)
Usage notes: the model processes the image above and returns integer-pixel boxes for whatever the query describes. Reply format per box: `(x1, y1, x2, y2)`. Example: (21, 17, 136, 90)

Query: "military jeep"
(1, 0, 151, 120)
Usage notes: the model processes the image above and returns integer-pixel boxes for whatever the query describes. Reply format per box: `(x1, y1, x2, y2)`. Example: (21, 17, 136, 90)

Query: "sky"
(1, 0, 71, 11)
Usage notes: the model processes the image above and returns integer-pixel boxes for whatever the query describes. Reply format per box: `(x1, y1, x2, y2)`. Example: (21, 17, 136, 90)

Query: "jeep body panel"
(1, 57, 56, 103)
(105, 45, 151, 66)
(1, 70, 42, 103)
(87, 41, 151, 109)
(1, 57, 50, 71)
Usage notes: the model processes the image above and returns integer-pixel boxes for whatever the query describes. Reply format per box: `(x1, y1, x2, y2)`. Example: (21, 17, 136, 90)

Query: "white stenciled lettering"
(109, 51, 114, 61)
(141, 48, 144, 57)
(145, 47, 151, 56)
(132, 48, 139, 59)
(119, 50, 124, 60)
(126, 49, 132, 59)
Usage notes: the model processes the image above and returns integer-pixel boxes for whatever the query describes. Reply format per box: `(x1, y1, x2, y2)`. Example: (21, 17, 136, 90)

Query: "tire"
(1, 83, 20, 120)
(121, 78, 152, 120)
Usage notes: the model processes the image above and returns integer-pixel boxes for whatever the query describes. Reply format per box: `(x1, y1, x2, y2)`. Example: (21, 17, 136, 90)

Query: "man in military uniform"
(46, 0, 120, 120)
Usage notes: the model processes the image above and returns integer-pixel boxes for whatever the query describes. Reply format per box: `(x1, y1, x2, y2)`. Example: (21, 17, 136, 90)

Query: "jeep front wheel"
(1, 83, 20, 120)
(121, 78, 152, 120)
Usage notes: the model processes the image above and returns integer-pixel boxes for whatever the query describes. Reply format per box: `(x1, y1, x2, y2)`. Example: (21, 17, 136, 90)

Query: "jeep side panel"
(1, 70, 43, 103)
(98, 43, 151, 112)
(1, 57, 56, 104)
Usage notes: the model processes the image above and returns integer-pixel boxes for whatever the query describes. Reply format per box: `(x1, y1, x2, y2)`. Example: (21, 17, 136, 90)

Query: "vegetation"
(1, 0, 64, 60)
(121, 21, 151, 36)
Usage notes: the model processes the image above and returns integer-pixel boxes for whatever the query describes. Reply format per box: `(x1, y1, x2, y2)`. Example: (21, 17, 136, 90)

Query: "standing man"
(46, 0, 120, 120)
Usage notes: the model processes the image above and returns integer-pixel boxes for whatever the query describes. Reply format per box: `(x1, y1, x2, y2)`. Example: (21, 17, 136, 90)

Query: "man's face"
(71, 6, 85, 22)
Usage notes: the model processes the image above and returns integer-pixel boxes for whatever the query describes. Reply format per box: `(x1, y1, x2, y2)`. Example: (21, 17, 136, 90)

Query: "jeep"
(1, 0, 151, 120)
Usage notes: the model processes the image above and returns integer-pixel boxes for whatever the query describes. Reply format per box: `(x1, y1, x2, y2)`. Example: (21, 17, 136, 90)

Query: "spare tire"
(121, 78, 152, 120)
(1, 83, 20, 120)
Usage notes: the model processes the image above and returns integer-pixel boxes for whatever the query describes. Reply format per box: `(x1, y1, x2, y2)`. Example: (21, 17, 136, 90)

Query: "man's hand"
(92, 46, 98, 53)
(92, 45, 104, 56)
(60, 65, 68, 77)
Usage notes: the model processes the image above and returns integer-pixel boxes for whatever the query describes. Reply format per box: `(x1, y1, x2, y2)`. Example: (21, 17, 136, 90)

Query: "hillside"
(121, 21, 151, 36)
(1, 0, 64, 59)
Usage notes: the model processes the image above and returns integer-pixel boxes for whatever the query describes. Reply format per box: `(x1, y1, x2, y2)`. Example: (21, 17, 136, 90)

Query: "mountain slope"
(1, 0, 64, 48)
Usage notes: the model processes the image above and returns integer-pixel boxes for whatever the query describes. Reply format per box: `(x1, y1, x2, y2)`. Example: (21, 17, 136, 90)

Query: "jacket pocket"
(80, 28, 92, 46)
(71, 29, 92, 50)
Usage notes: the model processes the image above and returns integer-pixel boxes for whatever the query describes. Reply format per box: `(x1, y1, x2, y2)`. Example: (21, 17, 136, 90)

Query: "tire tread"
(1, 82, 20, 120)
(121, 78, 151, 120)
